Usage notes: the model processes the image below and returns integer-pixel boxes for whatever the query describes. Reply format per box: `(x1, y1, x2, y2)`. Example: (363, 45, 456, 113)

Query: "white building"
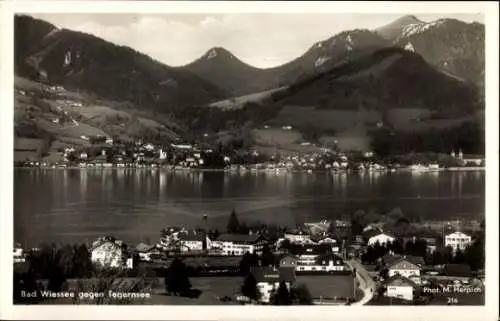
(295, 253, 347, 273)
(250, 267, 296, 303)
(144, 143, 155, 151)
(135, 243, 162, 262)
(366, 231, 395, 246)
(90, 237, 124, 268)
(211, 234, 268, 256)
(384, 275, 418, 301)
(445, 231, 472, 251)
(159, 149, 168, 160)
(290, 244, 331, 266)
(13, 244, 25, 263)
(284, 229, 312, 244)
(178, 231, 208, 252)
(386, 257, 422, 279)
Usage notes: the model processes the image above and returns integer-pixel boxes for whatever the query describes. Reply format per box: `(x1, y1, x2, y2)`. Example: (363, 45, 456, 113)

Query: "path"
(346, 259, 376, 306)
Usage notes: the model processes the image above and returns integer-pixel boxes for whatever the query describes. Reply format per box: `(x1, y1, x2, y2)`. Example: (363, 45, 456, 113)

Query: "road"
(346, 259, 376, 305)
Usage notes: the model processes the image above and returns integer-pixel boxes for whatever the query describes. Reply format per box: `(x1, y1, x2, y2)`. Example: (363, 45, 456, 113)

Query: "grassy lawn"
(295, 275, 356, 300)
(23, 274, 360, 305)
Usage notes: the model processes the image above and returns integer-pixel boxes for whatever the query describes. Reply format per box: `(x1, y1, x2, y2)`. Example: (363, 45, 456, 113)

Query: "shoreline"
(13, 166, 485, 173)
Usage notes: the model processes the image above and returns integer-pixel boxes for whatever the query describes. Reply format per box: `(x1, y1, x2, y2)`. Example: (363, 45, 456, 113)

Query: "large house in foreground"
(251, 266, 296, 303)
(383, 275, 420, 301)
(90, 237, 126, 268)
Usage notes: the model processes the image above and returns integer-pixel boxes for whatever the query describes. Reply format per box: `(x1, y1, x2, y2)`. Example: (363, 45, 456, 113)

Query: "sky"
(29, 13, 484, 68)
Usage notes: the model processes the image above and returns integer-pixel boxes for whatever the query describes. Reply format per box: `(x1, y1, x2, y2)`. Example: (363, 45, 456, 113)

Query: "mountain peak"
(204, 47, 234, 60)
(375, 15, 424, 40)
(397, 15, 423, 25)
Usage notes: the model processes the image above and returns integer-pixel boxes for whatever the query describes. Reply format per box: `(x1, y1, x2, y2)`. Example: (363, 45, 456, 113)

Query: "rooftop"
(135, 243, 156, 253)
(384, 275, 419, 288)
(251, 266, 296, 283)
(178, 231, 206, 242)
(382, 254, 425, 267)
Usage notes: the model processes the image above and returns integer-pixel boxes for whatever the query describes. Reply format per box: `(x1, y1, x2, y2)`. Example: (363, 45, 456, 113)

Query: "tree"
(72, 244, 92, 278)
(464, 237, 485, 271)
(241, 274, 261, 302)
(260, 244, 275, 267)
(239, 252, 259, 275)
(75, 268, 152, 304)
(227, 209, 240, 234)
(271, 281, 292, 305)
(165, 258, 191, 296)
(388, 240, 404, 255)
(278, 239, 293, 252)
(453, 248, 467, 264)
(405, 239, 427, 258)
(291, 284, 313, 305)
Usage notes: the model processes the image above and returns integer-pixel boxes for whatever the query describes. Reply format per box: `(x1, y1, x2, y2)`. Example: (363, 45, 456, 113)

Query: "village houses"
(284, 228, 313, 244)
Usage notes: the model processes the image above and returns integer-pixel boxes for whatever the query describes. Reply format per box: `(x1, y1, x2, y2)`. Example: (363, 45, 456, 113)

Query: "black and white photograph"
(1, 1, 498, 320)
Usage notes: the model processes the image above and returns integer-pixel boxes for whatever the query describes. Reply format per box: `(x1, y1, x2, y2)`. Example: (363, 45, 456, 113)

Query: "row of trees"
(226, 209, 283, 239)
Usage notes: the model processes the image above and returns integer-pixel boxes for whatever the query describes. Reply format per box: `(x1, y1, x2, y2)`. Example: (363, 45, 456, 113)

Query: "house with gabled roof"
(90, 236, 126, 268)
(135, 243, 162, 262)
(278, 254, 299, 268)
(382, 254, 422, 279)
(364, 229, 395, 246)
(383, 275, 420, 301)
(250, 266, 296, 303)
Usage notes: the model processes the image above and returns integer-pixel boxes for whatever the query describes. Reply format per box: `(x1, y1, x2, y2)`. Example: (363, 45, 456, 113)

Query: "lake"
(14, 169, 485, 247)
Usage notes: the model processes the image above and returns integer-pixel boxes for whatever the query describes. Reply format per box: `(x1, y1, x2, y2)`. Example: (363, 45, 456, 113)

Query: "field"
(269, 106, 379, 132)
(72, 105, 130, 120)
(252, 127, 326, 156)
(253, 128, 303, 146)
(14, 76, 184, 145)
(209, 87, 286, 110)
(295, 275, 356, 300)
(14, 137, 46, 162)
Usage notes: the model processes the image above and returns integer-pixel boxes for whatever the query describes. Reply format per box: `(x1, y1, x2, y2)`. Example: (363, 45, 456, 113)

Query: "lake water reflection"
(14, 169, 485, 247)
